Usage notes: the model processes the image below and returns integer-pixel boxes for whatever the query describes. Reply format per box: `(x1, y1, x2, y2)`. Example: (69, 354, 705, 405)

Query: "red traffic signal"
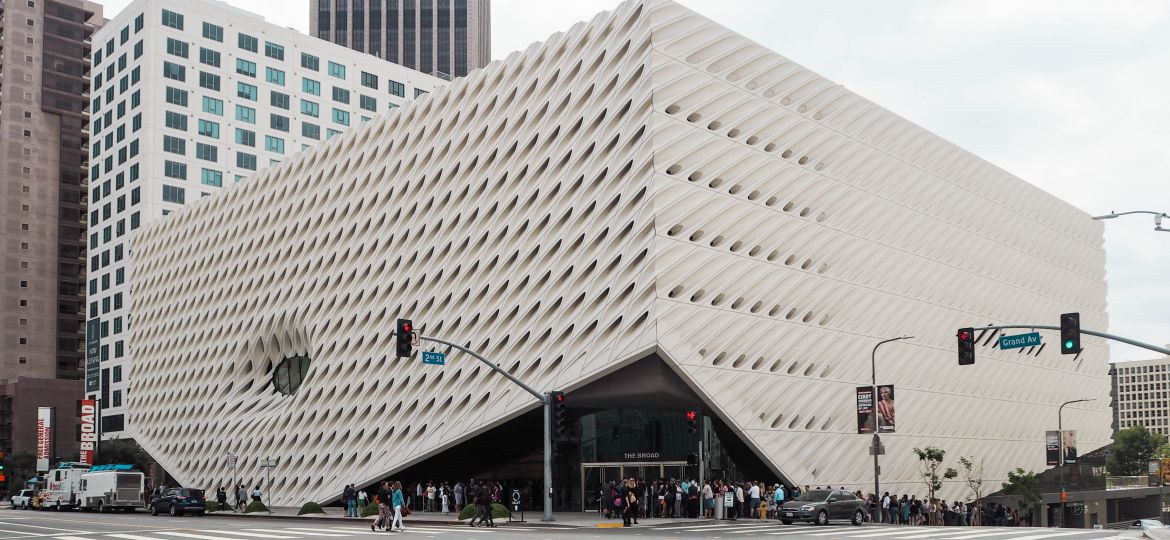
(957, 327, 975, 366)
(686, 408, 700, 437)
(686, 411, 696, 421)
(396, 318, 414, 358)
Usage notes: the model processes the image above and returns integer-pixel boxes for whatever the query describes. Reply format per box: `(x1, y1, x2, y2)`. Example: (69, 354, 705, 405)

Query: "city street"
(0, 508, 1139, 540)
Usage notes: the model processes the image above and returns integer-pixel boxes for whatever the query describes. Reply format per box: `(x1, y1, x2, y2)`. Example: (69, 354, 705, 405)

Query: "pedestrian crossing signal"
(686, 408, 700, 437)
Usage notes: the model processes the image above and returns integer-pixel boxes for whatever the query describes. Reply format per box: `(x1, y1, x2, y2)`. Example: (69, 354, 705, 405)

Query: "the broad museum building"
(130, 0, 1111, 508)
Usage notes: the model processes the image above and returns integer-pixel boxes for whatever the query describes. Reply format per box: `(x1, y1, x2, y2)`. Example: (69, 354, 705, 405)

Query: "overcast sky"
(98, 0, 1168, 362)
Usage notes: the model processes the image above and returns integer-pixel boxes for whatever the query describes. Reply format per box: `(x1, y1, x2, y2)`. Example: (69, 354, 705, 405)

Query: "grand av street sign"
(1000, 332, 1042, 350)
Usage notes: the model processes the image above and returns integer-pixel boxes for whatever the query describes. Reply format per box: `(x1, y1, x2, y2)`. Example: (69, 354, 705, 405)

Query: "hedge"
(245, 501, 269, 514)
(457, 502, 509, 520)
(360, 502, 379, 517)
(297, 502, 325, 516)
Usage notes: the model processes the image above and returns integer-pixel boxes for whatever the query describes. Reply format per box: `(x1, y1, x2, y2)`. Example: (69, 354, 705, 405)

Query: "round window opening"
(272, 355, 311, 396)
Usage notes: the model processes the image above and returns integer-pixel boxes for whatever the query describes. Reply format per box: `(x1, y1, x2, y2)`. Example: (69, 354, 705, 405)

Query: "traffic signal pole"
(410, 333, 555, 522)
(974, 325, 1170, 357)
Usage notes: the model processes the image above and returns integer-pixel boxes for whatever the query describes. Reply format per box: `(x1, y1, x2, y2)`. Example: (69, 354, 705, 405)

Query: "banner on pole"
(36, 407, 54, 472)
(876, 385, 895, 433)
(856, 387, 874, 434)
(79, 400, 97, 465)
(1063, 430, 1078, 464)
(1045, 431, 1060, 465)
(1149, 459, 1162, 487)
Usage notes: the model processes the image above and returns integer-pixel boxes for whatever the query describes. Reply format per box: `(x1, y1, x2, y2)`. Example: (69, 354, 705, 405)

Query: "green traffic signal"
(1064, 340, 1074, 350)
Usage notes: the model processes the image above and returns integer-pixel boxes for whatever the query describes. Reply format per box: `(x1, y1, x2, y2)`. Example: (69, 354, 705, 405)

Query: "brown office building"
(310, 0, 490, 79)
(0, 0, 103, 460)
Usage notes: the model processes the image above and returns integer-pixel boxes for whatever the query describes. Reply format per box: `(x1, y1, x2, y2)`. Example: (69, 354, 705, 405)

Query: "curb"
(206, 511, 573, 528)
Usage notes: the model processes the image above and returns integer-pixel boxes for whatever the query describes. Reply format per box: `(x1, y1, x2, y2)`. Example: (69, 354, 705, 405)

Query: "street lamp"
(1057, 398, 1094, 528)
(871, 335, 913, 519)
(1091, 210, 1170, 232)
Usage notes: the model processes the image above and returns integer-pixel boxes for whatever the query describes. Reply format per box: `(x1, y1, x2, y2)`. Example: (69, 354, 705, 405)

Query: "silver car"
(779, 489, 867, 526)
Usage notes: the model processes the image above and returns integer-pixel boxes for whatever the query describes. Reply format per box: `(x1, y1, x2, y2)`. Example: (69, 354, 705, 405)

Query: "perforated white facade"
(130, 0, 1111, 505)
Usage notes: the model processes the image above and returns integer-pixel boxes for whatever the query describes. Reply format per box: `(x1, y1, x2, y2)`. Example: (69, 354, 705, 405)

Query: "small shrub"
(245, 501, 269, 514)
(458, 503, 510, 520)
(205, 501, 221, 513)
(360, 502, 379, 517)
(297, 502, 325, 516)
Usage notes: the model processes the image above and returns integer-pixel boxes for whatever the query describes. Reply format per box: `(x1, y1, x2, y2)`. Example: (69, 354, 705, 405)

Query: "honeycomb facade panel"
(131, 0, 1110, 504)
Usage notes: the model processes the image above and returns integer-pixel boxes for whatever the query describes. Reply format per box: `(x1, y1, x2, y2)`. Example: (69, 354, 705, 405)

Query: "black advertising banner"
(1046, 431, 1060, 465)
(85, 318, 101, 393)
(1149, 459, 1162, 487)
(876, 384, 895, 433)
(856, 387, 874, 434)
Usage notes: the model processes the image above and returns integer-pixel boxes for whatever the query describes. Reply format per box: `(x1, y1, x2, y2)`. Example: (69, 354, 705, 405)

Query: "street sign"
(422, 351, 446, 365)
(226, 452, 237, 468)
(259, 458, 278, 468)
(1000, 332, 1041, 350)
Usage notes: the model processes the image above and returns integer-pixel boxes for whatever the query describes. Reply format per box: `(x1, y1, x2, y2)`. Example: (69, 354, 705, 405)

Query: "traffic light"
(1060, 312, 1080, 355)
(957, 328, 975, 365)
(396, 318, 414, 358)
(686, 408, 700, 437)
(0, 450, 6, 484)
(551, 391, 568, 439)
(686, 453, 699, 466)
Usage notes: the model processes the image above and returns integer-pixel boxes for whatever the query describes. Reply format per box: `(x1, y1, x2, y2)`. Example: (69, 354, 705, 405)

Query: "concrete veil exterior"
(129, 0, 1112, 506)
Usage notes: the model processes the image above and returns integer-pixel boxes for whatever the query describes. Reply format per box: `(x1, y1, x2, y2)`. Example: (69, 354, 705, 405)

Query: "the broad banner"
(79, 399, 98, 465)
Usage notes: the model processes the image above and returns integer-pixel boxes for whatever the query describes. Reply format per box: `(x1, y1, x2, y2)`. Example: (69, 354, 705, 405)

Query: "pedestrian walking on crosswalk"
(389, 480, 406, 532)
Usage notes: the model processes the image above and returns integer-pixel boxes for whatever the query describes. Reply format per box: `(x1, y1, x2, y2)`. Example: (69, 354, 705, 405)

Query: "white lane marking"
(654, 523, 761, 531)
(767, 528, 851, 536)
(933, 531, 1026, 540)
(845, 529, 939, 538)
(0, 523, 86, 533)
(899, 531, 987, 539)
(52, 537, 96, 540)
(106, 535, 174, 540)
(977, 532, 1111, 540)
(153, 534, 248, 540)
(240, 530, 347, 538)
(196, 532, 296, 539)
(726, 524, 798, 533)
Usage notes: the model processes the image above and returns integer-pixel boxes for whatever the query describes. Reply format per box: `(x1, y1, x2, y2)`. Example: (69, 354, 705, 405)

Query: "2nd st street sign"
(422, 351, 446, 365)
(1000, 332, 1042, 350)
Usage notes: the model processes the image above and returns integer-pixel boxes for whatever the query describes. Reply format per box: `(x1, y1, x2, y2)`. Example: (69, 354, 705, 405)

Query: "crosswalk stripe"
(775, 527, 857, 535)
(804, 527, 891, 536)
(898, 531, 982, 539)
(654, 523, 754, 530)
(154, 533, 246, 540)
(846, 528, 938, 537)
(107, 535, 172, 540)
(933, 530, 1025, 540)
(241, 530, 347, 538)
(976, 531, 1105, 540)
(726, 525, 795, 533)
(52, 536, 96, 540)
(195, 531, 298, 539)
(0, 521, 86, 532)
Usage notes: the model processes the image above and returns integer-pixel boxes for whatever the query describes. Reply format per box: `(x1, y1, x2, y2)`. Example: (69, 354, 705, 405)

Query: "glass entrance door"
(580, 462, 686, 512)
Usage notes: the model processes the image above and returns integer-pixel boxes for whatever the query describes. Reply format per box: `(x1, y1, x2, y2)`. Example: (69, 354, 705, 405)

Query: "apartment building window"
(163, 61, 185, 82)
(135, 13, 144, 32)
(202, 22, 223, 42)
(361, 71, 378, 90)
(163, 135, 186, 155)
(238, 33, 258, 53)
(264, 135, 285, 154)
(266, 67, 285, 86)
(199, 71, 221, 91)
(270, 114, 290, 132)
(195, 143, 217, 162)
(162, 185, 186, 204)
(132, 114, 142, 131)
(415, 88, 428, 98)
(270, 91, 290, 110)
(162, 10, 184, 30)
(236, 152, 257, 171)
(198, 120, 220, 138)
(359, 95, 376, 112)
(235, 105, 256, 124)
(200, 48, 221, 67)
(302, 78, 321, 96)
(332, 108, 350, 126)
(264, 42, 285, 61)
(164, 111, 188, 131)
(235, 129, 256, 147)
(134, 41, 144, 59)
(201, 169, 223, 187)
(388, 80, 405, 97)
(300, 100, 319, 117)
(327, 61, 346, 79)
(166, 38, 189, 58)
(301, 122, 320, 140)
(202, 97, 224, 116)
(131, 187, 140, 205)
(301, 53, 319, 71)
(236, 59, 256, 77)
(331, 87, 350, 104)
(236, 83, 258, 101)
(164, 160, 187, 179)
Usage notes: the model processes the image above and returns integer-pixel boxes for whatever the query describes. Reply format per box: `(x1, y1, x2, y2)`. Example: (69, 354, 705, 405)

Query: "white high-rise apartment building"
(1112, 355, 1170, 435)
(85, 0, 445, 437)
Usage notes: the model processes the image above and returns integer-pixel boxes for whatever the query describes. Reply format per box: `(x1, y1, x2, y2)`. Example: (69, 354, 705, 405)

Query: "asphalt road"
(0, 508, 1139, 540)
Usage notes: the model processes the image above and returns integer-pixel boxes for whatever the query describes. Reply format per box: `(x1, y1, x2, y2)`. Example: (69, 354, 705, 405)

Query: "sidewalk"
(212, 507, 717, 528)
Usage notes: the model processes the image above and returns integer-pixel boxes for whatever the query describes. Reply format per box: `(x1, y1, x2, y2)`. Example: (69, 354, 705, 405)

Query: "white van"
(79, 467, 144, 512)
(40, 463, 88, 510)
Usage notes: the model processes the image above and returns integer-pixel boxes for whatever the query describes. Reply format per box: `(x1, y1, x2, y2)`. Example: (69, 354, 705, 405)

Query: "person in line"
(342, 484, 354, 517)
(389, 481, 406, 532)
(441, 482, 451, 515)
(454, 481, 465, 515)
(703, 481, 715, 518)
(748, 481, 760, 518)
(357, 487, 368, 515)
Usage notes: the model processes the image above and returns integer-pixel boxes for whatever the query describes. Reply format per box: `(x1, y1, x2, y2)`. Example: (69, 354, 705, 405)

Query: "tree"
(3, 452, 36, 494)
(95, 438, 153, 472)
(1108, 426, 1167, 476)
(957, 456, 985, 525)
(912, 446, 957, 502)
(1001, 468, 1042, 510)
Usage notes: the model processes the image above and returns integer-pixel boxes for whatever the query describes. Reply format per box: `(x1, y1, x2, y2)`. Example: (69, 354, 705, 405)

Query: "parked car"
(1131, 519, 1168, 530)
(778, 489, 867, 526)
(149, 488, 206, 516)
(11, 489, 35, 509)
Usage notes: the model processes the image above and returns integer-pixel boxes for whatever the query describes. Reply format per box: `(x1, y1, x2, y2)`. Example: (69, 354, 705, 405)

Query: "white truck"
(78, 467, 145, 512)
(39, 463, 88, 510)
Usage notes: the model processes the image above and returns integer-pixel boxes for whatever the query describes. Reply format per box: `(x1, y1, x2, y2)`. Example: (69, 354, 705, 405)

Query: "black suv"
(779, 489, 867, 526)
(149, 488, 206, 516)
